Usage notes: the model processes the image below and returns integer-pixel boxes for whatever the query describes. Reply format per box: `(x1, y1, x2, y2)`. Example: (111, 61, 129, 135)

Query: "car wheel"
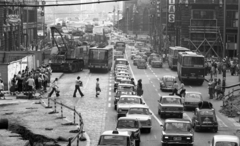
(147, 128, 151, 133)
(194, 125, 199, 132)
(213, 127, 218, 133)
(158, 109, 161, 115)
(179, 113, 183, 119)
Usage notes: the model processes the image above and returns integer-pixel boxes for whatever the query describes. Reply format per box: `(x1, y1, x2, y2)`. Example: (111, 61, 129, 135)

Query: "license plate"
(203, 121, 212, 124)
(173, 137, 181, 141)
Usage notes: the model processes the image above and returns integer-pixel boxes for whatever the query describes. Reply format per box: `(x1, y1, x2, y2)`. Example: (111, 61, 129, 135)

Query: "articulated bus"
(88, 46, 113, 72)
(177, 51, 205, 85)
(168, 46, 190, 69)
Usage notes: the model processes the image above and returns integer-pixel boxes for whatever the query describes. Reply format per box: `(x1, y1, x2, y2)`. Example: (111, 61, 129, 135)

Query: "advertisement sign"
(6, 15, 21, 25)
(168, 0, 175, 23)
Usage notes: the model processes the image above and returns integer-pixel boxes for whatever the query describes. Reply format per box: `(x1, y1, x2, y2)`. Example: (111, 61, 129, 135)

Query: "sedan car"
(158, 95, 184, 118)
(116, 117, 141, 146)
(208, 135, 239, 146)
(114, 90, 136, 110)
(148, 53, 160, 64)
(183, 92, 203, 110)
(117, 95, 145, 118)
(114, 69, 128, 76)
(126, 104, 152, 133)
(133, 56, 142, 66)
(151, 57, 163, 68)
(137, 59, 147, 69)
(160, 76, 177, 91)
(115, 65, 128, 71)
(161, 119, 194, 146)
(115, 72, 131, 80)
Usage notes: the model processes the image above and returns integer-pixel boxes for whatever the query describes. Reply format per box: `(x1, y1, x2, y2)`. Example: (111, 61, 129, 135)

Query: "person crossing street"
(73, 76, 84, 98)
(96, 78, 101, 98)
(170, 81, 178, 96)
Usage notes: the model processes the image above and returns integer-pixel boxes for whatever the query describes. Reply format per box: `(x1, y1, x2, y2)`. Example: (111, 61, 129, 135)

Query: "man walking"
(169, 81, 178, 96)
(96, 78, 101, 98)
(73, 76, 84, 98)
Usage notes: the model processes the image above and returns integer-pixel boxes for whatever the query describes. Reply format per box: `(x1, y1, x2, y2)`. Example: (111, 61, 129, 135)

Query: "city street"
(104, 47, 240, 146)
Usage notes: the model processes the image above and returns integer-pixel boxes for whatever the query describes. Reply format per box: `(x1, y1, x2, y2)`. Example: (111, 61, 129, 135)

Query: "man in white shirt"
(169, 81, 178, 96)
(73, 76, 84, 98)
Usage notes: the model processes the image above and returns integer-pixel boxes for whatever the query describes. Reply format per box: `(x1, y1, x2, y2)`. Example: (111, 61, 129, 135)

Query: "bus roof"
(169, 46, 189, 51)
(179, 51, 204, 57)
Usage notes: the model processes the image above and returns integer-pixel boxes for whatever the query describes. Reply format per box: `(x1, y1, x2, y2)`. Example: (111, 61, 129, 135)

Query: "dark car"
(160, 76, 177, 91)
(192, 102, 218, 132)
(161, 118, 194, 146)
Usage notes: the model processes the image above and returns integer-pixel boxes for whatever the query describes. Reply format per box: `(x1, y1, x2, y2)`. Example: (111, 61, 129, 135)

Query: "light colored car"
(137, 59, 147, 69)
(160, 76, 177, 91)
(126, 104, 152, 133)
(133, 56, 142, 66)
(114, 58, 129, 68)
(184, 92, 203, 110)
(148, 53, 160, 64)
(116, 117, 141, 146)
(158, 95, 184, 118)
(208, 135, 239, 146)
(151, 57, 163, 68)
(117, 95, 145, 118)
(97, 130, 135, 146)
(115, 68, 128, 75)
(115, 70, 129, 76)
(115, 72, 131, 80)
(115, 65, 128, 71)
(114, 90, 136, 110)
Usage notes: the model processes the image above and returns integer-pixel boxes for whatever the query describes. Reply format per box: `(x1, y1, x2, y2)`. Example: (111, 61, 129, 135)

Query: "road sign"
(168, 14, 175, 23)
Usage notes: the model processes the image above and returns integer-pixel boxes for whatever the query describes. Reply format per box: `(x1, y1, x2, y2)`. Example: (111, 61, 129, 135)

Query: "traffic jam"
(97, 38, 240, 146)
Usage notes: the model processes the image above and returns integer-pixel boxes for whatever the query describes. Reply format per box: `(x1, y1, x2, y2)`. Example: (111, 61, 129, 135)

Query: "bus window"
(183, 57, 204, 67)
(90, 50, 107, 60)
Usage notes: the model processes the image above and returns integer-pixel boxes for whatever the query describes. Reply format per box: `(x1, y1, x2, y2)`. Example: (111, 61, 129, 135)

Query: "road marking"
(109, 80, 112, 82)
(154, 135, 157, 139)
(109, 83, 112, 86)
(109, 87, 112, 90)
(83, 73, 91, 90)
(109, 92, 111, 96)
(153, 84, 156, 87)
(217, 116, 228, 127)
(108, 97, 111, 101)
(153, 73, 156, 75)
(109, 76, 112, 79)
(127, 53, 163, 126)
(110, 74, 112, 76)
(158, 93, 161, 96)
(108, 103, 111, 107)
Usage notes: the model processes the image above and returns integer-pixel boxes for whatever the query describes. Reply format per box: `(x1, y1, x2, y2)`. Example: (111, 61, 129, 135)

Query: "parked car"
(183, 92, 203, 110)
(192, 106, 218, 132)
(126, 104, 152, 133)
(97, 130, 135, 146)
(151, 57, 163, 68)
(208, 135, 239, 146)
(114, 90, 136, 110)
(114, 58, 129, 69)
(115, 65, 128, 71)
(137, 59, 147, 69)
(161, 119, 194, 146)
(157, 95, 184, 118)
(160, 75, 177, 91)
(116, 117, 141, 146)
(115, 69, 128, 76)
(117, 95, 145, 118)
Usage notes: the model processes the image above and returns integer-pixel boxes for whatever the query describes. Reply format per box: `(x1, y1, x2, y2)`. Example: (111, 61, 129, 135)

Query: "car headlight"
(147, 119, 151, 125)
(186, 137, 191, 140)
(164, 136, 169, 139)
(118, 109, 122, 112)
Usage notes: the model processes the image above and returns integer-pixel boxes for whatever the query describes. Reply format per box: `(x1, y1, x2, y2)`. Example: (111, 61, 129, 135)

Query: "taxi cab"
(97, 130, 135, 146)
(208, 135, 239, 146)
(137, 59, 147, 69)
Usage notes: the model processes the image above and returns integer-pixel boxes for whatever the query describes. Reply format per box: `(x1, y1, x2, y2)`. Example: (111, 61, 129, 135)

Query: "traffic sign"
(168, 14, 175, 23)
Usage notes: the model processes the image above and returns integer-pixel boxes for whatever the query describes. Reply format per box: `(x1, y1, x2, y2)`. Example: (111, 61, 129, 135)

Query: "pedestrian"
(96, 78, 101, 98)
(0, 79, 4, 92)
(48, 78, 59, 97)
(26, 76, 35, 99)
(178, 82, 186, 97)
(137, 79, 143, 96)
(170, 81, 178, 96)
(73, 76, 84, 98)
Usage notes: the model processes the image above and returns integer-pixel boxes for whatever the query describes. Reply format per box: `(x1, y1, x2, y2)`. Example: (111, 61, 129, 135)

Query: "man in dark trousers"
(73, 76, 84, 98)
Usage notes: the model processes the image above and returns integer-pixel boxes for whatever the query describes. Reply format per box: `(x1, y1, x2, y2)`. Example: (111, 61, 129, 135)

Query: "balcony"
(189, 26, 219, 33)
(226, 43, 237, 50)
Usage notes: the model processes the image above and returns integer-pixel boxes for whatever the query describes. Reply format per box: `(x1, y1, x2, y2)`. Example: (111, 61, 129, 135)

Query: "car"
(97, 130, 135, 146)
(115, 70, 130, 77)
(131, 54, 137, 60)
(148, 53, 160, 64)
(116, 117, 141, 146)
(114, 58, 129, 69)
(142, 55, 148, 62)
(137, 59, 147, 69)
(126, 104, 152, 133)
(161, 119, 194, 146)
(114, 68, 128, 75)
(192, 104, 218, 132)
(160, 76, 177, 91)
(114, 51, 124, 60)
(115, 65, 128, 71)
(117, 95, 145, 118)
(158, 95, 184, 118)
(115, 73, 131, 81)
(183, 92, 203, 110)
(151, 57, 163, 68)
(114, 90, 136, 110)
(116, 83, 135, 93)
(208, 135, 239, 146)
(133, 56, 142, 66)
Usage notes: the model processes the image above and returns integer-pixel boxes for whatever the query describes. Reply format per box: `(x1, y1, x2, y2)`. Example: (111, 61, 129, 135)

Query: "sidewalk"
(0, 72, 88, 146)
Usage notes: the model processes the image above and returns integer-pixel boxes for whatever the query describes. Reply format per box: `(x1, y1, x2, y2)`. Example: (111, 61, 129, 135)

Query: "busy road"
(103, 45, 239, 146)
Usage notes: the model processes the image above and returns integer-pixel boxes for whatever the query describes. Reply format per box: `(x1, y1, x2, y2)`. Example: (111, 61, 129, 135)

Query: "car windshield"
(121, 81, 131, 84)
(215, 142, 238, 146)
(162, 97, 181, 104)
(165, 122, 191, 132)
(128, 108, 150, 115)
(119, 97, 141, 104)
(99, 135, 127, 145)
(185, 93, 202, 102)
(117, 91, 136, 96)
(199, 110, 214, 116)
(163, 77, 174, 82)
(116, 60, 128, 65)
(117, 120, 139, 128)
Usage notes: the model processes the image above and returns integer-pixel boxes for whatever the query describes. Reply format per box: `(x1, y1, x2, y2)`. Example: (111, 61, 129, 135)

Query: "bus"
(88, 46, 113, 72)
(168, 46, 190, 69)
(177, 51, 205, 85)
(114, 42, 126, 54)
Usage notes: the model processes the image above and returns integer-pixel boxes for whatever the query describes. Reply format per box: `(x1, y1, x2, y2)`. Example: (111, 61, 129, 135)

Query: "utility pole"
(117, 9, 119, 30)
(126, 7, 129, 34)
(157, 0, 161, 54)
(113, 6, 115, 29)
(238, 0, 240, 81)
(223, 0, 226, 58)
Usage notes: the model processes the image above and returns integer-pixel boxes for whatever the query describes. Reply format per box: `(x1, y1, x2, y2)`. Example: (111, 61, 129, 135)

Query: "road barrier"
(41, 96, 87, 146)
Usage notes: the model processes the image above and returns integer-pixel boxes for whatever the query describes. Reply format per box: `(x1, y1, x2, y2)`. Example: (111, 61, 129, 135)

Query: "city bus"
(88, 46, 113, 72)
(168, 46, 190, 70)
(177, 51, 205, 85)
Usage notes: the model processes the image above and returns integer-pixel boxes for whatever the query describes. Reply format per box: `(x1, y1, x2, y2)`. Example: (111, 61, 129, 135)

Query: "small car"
(161, 119, 194, 146)
(183, 92, 203, 110)
(126, 104, 152, 133)
(97, 130, 135, 146)
(114, 90, 136, 110)
(115, 73, 131, 80)
(151, 57, 163, 68)
(160, 76, 176, 91)
(208, 135, 239, 146)
(158, 95, 184, 118)
(116, 83, 135, 93)
(131, 54, 137, 60)
(116, 117, 141, 146)
(115, 65, 128, 71)
(192, 106, 218, 132)
(137, 59, 147, 69)
(133, 56, 142, 66)
(117, 95, 145, 118)
(148, 53, 160, 64)
(114, 54, 124, 60)
(114, 58, 129, 69)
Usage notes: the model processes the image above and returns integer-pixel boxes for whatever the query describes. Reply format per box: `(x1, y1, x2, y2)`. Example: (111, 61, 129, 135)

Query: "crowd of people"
(9, 65, 52, 98)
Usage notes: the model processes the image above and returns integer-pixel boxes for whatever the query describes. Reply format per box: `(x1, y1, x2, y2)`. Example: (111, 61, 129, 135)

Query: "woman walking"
(48, 78, 59, 97)
(137, 79, 143, 96)
(96, 78, 101, 98)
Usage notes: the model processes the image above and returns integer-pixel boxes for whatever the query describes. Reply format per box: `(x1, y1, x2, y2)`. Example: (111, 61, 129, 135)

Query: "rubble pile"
(219, 94, 240, 117)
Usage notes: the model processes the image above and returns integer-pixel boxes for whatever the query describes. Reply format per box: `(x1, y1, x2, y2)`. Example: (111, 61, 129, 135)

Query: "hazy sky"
(93, 2, 122, 12)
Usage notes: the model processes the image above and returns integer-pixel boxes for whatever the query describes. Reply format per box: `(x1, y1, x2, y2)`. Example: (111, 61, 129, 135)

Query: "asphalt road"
(104, 46, 239, 146)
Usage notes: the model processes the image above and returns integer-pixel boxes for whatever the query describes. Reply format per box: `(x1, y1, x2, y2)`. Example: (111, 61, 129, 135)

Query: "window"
(165, 122, 191, 132)
(226, 11, 238, 28)
(227, 35, 235, 43)
(183, 56, 204, 67)
(89, 50, 107, 60)
(192, 10, 215, 19)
